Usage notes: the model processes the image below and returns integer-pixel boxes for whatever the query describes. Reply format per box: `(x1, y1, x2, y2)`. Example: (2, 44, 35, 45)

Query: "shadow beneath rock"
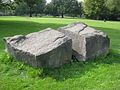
(40, 26, 120, 82)
(1, 19, 120, 82)
(40, 50, 120, 82)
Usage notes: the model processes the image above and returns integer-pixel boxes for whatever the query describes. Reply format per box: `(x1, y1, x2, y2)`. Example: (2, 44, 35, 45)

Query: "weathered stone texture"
(58, 22, 110, 61)
(4, 28, 72, 68)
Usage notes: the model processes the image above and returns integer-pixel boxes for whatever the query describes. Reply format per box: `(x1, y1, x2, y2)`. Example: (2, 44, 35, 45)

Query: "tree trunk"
(29, 13, 32, 17)
(29, 8, 32, 17)
(61, 13, 64, 18)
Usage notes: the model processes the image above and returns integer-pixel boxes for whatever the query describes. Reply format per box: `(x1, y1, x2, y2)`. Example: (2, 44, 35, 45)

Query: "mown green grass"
(0, 16, 120, 90)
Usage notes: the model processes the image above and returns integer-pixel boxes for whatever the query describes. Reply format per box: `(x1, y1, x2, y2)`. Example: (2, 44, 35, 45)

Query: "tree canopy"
(105, 0, 120, 11)
(83, 0, 120, 20)
(45, 0, 82, 18)
(0, 0, 119, 20)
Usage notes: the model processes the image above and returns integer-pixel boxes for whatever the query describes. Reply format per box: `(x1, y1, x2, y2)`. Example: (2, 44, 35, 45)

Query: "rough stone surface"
(58, 22, 110, 61)
(4, 28, 72, 68)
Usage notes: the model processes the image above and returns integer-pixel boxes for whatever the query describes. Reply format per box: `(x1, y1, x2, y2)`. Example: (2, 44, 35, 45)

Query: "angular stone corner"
(4, 28, 72, 68)
(58, 22, 110, 61)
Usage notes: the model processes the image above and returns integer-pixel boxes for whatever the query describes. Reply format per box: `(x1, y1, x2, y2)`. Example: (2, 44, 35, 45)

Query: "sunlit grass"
(0, 16, 120, 90)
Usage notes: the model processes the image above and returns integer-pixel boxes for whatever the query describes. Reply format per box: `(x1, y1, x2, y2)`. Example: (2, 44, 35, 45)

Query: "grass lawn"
(0, 16, 120, 90)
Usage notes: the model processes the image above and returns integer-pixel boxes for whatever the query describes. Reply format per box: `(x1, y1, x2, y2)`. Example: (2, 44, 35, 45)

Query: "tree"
(50, 0, 82, 18)
(15, 2, 29, 16)
(77, 2, 83, 17)
(57, 0, 66, 18)
(14, 0, 46, 17)
(24, 0, 36, 17)
(83, 0, 109, 20)
(34, 0, 46, 16)
(15, 0, 36, 17)
(105, 0, 120, 11)
(51, 0, 61, 17)
(0, 0, 2, 5)
(105, 0, 120, 20)
(44, 0, 83, 18)
(0, 0, 15, 15)
(68, 0, 80, 17)
(44, 2, 53, 15)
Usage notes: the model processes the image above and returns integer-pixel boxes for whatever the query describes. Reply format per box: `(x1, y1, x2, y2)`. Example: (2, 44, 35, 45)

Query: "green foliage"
(0, 0, 2, 7)
(15, 2, 29, 16)
(15, 0, 46, 16)
(105, 0, 120, 11)
(45, 0, 83, 18)
(44, 2, 53, 15)
(83, 0, 108, 20)
(24, 0, 36, 8)
(0, 0, 119, 20)
(20, 0, 36, 17)
(105, 0, 120, 20)
(14, 0, 46, 17)
(0, 0, 15, 15)
(0, 52, 14, 64)
(0, 16, 120, 89)
(51, 0, 66, 17)
(57, 1, 66, 18)
(83, 0, 120, 20)
(67, 0, 81, 17)
(0, 51, 43, 78)
(34, 0, 46, 16)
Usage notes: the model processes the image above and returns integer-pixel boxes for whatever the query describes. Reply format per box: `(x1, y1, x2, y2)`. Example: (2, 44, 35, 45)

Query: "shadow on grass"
(1, 20, 120, 82)
(40, 26, 120, 82)
(0, 20, 66, 38)
(40, 50, 120, 82)
(0, 20, 66, 51)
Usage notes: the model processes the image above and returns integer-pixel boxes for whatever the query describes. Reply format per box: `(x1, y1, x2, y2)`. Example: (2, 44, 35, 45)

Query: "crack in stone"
(78, 25, 88, 34)
(53, 35, 66, 42)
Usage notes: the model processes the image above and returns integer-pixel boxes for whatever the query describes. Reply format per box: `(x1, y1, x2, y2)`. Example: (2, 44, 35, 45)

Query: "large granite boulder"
(58, 22, 110, 61)
(4, 28, 72, 68)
